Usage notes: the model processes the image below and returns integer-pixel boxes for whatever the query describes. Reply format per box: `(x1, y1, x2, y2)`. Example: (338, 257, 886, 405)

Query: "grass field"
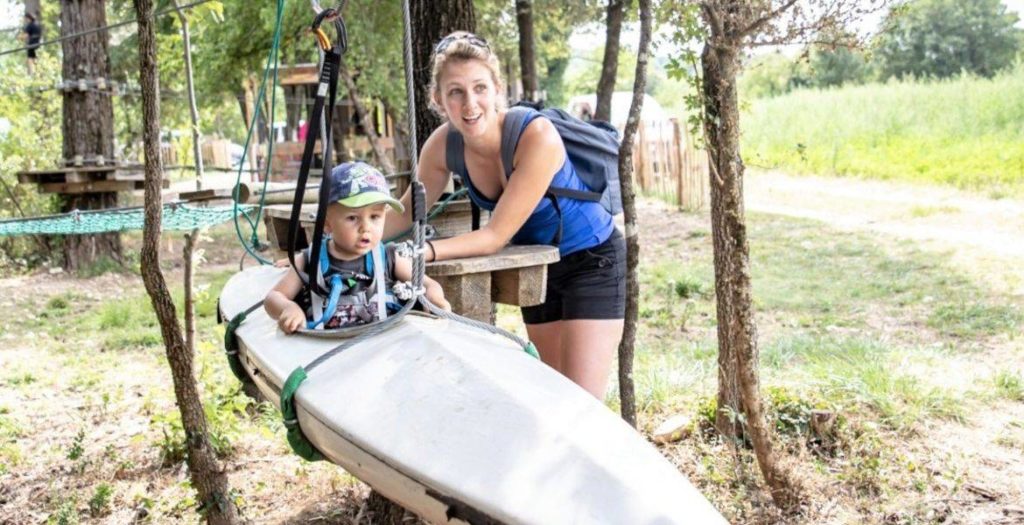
(741, 64, 1024, 197)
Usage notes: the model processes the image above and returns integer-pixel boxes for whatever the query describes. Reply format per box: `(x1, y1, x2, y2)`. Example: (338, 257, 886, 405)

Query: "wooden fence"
(633, 118, 708, 211)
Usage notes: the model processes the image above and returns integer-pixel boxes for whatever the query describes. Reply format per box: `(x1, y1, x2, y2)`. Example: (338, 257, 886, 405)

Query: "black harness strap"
(287, 47, 342, 297)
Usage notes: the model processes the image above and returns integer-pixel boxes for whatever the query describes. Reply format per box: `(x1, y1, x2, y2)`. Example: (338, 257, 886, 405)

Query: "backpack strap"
(445, 126, 485, 231)
(445, 125, 467, 182)
(500, 106, 563, 246)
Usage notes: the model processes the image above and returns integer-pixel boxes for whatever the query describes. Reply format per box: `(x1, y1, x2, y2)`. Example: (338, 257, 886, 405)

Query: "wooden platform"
(17, 166, 168, 194)
(427, 244, 559, 322)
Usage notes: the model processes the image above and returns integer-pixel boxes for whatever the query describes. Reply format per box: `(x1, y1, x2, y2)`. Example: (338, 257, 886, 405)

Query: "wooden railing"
(633, 118, 708, 211)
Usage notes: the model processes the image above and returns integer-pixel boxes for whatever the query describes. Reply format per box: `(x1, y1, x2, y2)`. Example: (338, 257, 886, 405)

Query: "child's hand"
(436, 297, 452, 312)
(278, 304, 306, 333)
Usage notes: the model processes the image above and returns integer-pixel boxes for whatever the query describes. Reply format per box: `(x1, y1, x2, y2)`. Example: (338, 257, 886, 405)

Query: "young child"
(265, 161, 450, 333)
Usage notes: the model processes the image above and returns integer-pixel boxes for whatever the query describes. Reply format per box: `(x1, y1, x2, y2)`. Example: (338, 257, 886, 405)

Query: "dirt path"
(746, 170, 1024, 296)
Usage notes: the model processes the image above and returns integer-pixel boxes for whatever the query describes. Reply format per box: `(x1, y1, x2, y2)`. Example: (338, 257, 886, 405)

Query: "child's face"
(325, 202, 387, 259)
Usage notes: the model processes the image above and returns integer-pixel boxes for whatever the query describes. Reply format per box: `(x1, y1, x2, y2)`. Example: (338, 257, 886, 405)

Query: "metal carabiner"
(310, 1, 347, 54)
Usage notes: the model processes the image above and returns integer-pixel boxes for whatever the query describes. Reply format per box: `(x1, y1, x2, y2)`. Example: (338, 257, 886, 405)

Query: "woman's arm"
(383, 125, 453, 239)
(428, 117, 564, 261)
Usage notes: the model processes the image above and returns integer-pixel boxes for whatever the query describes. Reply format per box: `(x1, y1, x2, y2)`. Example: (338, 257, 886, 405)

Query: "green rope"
(281, 367, 325, 462)
(523, 342, 540, 360)
(0, 204, 253, 236)
(232, 0, 285, 266)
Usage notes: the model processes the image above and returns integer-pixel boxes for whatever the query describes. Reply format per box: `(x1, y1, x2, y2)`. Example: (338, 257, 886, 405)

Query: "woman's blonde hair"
(428, 31, 507, 118)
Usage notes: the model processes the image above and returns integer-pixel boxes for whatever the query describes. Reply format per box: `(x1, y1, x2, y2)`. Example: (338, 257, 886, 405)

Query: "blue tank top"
(458, 110, 614, 256)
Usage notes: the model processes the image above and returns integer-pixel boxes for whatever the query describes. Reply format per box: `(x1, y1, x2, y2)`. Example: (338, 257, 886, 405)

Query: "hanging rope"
(231, 0, 286, 265)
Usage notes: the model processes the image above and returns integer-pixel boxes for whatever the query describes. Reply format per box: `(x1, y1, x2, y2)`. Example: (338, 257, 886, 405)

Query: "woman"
(385, 32, 625, 400)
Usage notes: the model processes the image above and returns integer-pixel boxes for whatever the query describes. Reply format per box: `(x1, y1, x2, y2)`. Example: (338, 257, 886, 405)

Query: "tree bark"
(615, 0, 651, 429)
(515, 0, 539, 102)
(59, 0, 122, 272)
(595, 0, 629, 122)
(700, 1, 798, 508)
(183, 229, 199, 354)
(411, 0, 476, 153)
(133, 0, 239, 522)
(172, 0, 205, 190)
(385, 102, 411, 173)
(340, 58, 396, 174)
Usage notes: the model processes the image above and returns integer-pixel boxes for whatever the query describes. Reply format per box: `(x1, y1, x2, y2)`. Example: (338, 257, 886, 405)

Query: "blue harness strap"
(306, 240, 391, 329)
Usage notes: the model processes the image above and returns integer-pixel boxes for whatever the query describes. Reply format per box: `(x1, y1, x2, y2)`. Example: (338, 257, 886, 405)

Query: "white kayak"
(220, 265, 727, 524)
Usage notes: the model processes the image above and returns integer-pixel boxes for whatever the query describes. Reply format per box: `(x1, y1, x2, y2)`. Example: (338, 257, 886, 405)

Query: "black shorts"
(521, 228, 626, 324)
(26, 47, 38, 59)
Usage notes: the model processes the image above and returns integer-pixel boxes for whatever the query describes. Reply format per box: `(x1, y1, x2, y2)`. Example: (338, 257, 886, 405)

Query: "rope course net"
(0, 204, 255, 236)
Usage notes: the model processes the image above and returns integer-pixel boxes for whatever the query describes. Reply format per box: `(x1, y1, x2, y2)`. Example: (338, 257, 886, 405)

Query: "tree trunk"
(133, 0, 239, 522)
(173, 0, 204, 190)
(385, 102, 411, 173)
(411, 0, 476, 153)
(615, 0, 651, 429)
(340, 59, 395, 174)
(515, 0, 539, 102)
(59, 0, 122, 272)
(595, 0, 629, 122)
(700, 9, 798, 507)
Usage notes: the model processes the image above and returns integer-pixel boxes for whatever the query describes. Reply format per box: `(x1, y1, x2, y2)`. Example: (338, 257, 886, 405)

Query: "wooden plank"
(179, 188, 234, 202)
(279, 64, 320, 86)
(427, 245, 559, 276)
(492, 265, 547, 307)
(107, 171, 147, 182)
(431, 272, 492, 323)
(39, 179, 168, 194)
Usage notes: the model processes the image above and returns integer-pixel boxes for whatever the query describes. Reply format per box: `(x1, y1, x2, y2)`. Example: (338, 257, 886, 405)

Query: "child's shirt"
(302, 243, 398, 329)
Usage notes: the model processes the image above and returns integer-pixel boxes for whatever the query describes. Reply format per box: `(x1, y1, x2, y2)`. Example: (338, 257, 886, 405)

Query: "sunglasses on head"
(434, 33, 490, 55)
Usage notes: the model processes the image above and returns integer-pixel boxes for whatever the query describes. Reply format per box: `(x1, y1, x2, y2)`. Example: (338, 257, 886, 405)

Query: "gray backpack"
(446, 103, 623, 215)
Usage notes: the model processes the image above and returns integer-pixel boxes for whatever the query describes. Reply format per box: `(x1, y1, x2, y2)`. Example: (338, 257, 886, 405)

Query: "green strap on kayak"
(281, 367, 325, 462)
(224, 309, 253, 382)
(523, 342, 540, 359)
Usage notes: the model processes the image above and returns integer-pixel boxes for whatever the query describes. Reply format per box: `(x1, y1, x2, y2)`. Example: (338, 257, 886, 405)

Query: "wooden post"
(672, 119, 685, 208)
(635, 122, 647, 193)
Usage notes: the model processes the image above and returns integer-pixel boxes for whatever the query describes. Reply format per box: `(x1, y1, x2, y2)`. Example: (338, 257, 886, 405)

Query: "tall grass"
(742, 64, 1024, 194)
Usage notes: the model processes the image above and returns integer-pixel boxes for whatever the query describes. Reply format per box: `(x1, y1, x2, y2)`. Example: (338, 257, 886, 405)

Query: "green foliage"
(808, 44, 872, 88)
(151, 341, 255, 466)
(47, 496, 79, 525)
(66, 429, 85, 461)
(739, 52, 812, 100)
(875, 0, 1022, 80)
(659, 0, 704, 136)
(993, 371, 1024, 401)
(743, 65, 1024, 194)
(88, 483, 113, 517)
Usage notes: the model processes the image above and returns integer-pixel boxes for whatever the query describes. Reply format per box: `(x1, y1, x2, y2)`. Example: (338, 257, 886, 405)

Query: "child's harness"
(306, 239, 398, 330)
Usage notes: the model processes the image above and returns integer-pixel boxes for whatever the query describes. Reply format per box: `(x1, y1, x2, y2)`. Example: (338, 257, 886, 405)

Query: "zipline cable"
(0, 0, 218, 59)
